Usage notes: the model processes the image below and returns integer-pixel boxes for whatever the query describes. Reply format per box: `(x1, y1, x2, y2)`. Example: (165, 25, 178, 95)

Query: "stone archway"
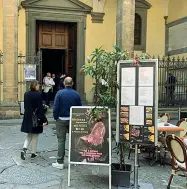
(22, 0, 92, 100)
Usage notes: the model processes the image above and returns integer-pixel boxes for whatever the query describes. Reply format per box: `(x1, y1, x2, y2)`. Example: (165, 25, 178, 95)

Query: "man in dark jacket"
(52, 77, 82, 169)
(165, 73, 177, 106)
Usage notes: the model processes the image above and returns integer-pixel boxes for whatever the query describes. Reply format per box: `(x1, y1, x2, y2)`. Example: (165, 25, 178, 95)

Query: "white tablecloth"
(157, 123, 177, 128)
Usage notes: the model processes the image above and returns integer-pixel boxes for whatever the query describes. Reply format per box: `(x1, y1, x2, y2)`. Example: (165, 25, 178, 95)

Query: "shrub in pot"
(81, 45, 132, 187)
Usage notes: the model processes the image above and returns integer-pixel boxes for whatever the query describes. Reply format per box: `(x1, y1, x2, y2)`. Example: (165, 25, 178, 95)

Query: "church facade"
(0, 0, 186, 116)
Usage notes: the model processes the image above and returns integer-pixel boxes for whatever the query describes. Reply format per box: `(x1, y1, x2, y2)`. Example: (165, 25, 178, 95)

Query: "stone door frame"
(22, 1, 92, 100)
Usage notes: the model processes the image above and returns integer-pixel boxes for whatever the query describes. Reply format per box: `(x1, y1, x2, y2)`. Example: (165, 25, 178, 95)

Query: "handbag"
(32, 108, 41, 128)
(25, 92, 43, 128)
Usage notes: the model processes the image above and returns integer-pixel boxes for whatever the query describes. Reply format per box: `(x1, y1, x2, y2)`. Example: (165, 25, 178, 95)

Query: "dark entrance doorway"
(36, 21, 77, 88)
(42, 49, 65, 77)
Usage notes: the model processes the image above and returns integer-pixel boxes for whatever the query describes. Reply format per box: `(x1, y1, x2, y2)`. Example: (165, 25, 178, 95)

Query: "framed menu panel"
(68, 106, 112, 189)
(69, 106, 111, 165)
(116, 60, 158, 145)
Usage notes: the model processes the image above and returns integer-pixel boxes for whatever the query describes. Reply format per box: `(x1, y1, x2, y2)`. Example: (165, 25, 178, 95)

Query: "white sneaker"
(52, 162, 64, 169)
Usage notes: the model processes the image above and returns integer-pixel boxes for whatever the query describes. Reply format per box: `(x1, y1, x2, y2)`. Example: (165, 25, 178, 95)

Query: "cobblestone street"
(0, 122, 186, 189)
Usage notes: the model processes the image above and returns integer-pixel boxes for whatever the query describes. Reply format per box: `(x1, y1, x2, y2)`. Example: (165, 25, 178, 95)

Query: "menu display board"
(69, 107, 111, 165)
(117, 60, 158, 145)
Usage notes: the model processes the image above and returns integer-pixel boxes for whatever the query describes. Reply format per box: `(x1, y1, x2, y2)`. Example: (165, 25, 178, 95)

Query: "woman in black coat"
(21, 80, 48, 160)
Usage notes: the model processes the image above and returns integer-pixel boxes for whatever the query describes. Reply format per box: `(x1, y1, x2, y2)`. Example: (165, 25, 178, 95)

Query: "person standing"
(52, 77, 82, 169)
(52, 73, 60, 100)
(165, 73, 177, 106)
(43, 72, 55, 106)
(21, 80, 48, 160)
(59, 73, 66, 89)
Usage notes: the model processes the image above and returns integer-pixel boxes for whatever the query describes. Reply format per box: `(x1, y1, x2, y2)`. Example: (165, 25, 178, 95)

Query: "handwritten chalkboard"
(69, 106, 111, 165)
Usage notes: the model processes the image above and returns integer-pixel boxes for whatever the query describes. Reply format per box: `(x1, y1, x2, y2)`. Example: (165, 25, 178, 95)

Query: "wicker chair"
(166, 135, 187, 189)
(177, 118, 187, 137)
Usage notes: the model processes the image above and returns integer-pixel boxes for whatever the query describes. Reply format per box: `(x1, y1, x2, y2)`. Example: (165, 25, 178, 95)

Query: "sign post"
(116, 59, 158, 188)
(68, 106, 111, 189)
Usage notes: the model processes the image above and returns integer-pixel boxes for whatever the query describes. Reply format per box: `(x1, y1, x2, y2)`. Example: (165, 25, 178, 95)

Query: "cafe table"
(157, 122, 184, 136)
(149, 123, 184, 166)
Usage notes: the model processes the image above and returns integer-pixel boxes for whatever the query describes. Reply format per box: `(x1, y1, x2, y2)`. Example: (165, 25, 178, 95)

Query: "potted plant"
(81, 45, 132, 187)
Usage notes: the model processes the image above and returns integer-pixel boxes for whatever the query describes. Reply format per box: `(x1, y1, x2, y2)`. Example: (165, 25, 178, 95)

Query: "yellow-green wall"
(167, 0, 187, 58)
(18, 8, 26, 54)
(168, 0, 187, 23)
(0, 0, 2, 51)
(1, 0, 187, 102)
(0, 1, 26, 53)
(82, 0, 116, 102)
(146, 0, 165, 57)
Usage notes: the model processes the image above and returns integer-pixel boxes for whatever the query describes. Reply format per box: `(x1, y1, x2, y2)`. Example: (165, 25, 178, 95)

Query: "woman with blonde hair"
(21, 80, 48, 160)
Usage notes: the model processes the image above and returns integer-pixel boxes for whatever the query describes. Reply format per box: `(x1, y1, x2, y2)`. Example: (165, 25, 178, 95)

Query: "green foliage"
(138, 53, 150, 60)
(81, 45, 129, 169)
(81, 45, 129, 108)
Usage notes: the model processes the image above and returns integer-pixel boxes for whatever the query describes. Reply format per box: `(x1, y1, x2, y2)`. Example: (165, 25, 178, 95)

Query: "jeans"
(56, 119, 69, 164)
(23, 134, 39, 154)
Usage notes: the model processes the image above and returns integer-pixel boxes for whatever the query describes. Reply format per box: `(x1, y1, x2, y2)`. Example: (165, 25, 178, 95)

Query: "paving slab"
(0, 124, 186, 189)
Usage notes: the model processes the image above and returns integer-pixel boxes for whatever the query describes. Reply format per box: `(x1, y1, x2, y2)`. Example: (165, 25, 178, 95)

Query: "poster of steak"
(69, 107, 111, 165)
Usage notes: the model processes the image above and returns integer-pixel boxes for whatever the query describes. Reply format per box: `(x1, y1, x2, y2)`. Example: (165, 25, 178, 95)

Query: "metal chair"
(177, 118, 187, 137)
(155, 113, 170, 165)
(166, 135, 187, 189)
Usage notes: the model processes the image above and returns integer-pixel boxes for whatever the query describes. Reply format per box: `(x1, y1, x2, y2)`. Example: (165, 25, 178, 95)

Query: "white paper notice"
(129, 106, 144, 125)
(121, 68, 136, 86)
(138, 87, 153, 106)
(139, 67, 153, 86)
(121, 87, 135, 105)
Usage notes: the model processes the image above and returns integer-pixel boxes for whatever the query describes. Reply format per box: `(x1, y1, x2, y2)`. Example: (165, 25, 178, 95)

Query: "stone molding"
(91, 0, 106, 23)
(135, 0, 151, 9)
(91, 12, 105, 23)
(22, 0, 92, 13)
(165, 17, 187, 56)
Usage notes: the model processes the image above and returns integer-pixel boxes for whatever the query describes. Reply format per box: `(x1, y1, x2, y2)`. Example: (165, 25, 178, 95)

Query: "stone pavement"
(0, 123, 186, 189)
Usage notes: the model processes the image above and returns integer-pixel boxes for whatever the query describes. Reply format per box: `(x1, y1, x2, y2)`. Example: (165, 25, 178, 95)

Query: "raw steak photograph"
(70, 108, 109, 164)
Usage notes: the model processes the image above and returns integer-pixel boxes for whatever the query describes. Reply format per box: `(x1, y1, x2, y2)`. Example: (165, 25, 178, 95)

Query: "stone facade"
(1, 0, 183, 118)
(116, 0, 135, 58)
(1, 0, 19, 118)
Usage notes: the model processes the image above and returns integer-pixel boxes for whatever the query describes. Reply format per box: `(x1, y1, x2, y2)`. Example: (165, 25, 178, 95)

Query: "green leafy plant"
(81, 47, 152, 171)
(81, 45, 128, 108)
(81, 45, 129, 170)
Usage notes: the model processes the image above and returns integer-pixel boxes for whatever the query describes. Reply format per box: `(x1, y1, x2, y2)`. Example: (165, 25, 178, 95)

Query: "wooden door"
(37, 21, 68, 49)
(66, 23, 77, 87)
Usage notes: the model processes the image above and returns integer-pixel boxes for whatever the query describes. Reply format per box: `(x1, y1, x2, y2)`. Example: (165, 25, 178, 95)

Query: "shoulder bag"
(26, 93, 42, 128)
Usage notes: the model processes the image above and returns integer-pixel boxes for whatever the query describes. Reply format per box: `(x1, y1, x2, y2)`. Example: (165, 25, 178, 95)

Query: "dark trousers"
(44, 92, 49, 106)
(166, 88, 175, 105)
(53, 89, 58, 100)
(56, 120, 69, 164)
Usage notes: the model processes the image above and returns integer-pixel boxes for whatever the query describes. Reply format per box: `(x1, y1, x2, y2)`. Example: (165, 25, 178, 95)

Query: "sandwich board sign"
(68, 106, 111, 189)
(116, 59, 158, 146)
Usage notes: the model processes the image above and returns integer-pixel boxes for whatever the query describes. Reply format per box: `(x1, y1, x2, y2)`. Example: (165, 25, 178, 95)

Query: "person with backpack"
(21, 80, 48, 160)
